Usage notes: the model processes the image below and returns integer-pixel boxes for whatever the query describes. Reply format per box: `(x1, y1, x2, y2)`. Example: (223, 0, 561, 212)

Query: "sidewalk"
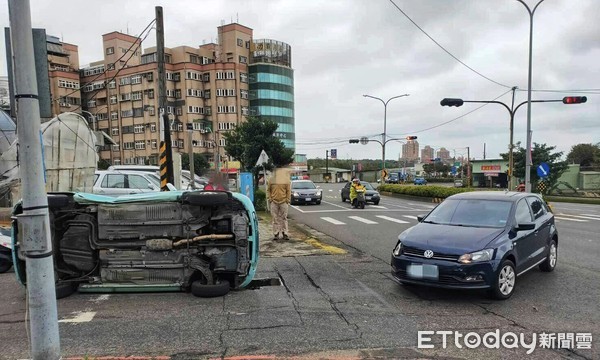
(256, 211, 346, 257)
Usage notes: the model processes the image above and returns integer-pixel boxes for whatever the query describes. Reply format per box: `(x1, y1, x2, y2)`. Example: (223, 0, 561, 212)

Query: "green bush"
(423, 177, 456, 183)
(254, 189, 267, 211)
(378, 184, 473, 198)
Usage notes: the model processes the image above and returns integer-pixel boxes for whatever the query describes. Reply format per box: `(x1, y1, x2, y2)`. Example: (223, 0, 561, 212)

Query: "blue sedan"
(414, 177, 427, 185)
(391, 191, 557, 299)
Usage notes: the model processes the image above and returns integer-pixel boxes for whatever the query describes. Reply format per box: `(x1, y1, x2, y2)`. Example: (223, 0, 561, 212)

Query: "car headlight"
(316, 190, 322, 196)
(458, 249, 494, 264)
(293, 192, 299, 197)
(392, 241, 403, 256)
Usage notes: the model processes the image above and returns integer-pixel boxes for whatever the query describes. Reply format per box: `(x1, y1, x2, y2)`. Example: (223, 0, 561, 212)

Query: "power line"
(388, 0, 512, 89)
(54, 18, 157, 103)
(523, 88, 600, 95)
(72, 23, 155, 112)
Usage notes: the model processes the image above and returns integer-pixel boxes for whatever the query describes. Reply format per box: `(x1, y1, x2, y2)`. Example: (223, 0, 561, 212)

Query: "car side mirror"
(417, 215, 425, 222)
(515, 222, 535, 231)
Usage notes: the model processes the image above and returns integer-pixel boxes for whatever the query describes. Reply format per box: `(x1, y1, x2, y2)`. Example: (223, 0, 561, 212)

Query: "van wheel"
(56, 281, 78, 299)
(191, 279, 230, 298)
(0, 261, 12, 274)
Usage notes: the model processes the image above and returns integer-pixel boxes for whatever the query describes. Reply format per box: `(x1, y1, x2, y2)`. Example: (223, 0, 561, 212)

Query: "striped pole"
(159, 140, 168, 191)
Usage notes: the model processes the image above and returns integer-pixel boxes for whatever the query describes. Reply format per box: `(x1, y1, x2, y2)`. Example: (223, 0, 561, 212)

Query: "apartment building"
(47, 35, 82, 116)
(401, 140, 419, 162)
(438, 147, 451, 162)
(79, 24, 254, 167)
(421, 145, 434, 162)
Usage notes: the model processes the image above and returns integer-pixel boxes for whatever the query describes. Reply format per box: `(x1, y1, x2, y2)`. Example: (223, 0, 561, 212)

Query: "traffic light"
(406, 136, 417, 140)
(349, 139, 359, 144)
(562, 96, 587, 104)
(440, 98, 464, 107)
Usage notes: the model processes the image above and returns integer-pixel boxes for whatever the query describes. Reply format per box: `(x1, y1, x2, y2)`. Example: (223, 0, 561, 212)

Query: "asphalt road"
(1, 185, 598, 359)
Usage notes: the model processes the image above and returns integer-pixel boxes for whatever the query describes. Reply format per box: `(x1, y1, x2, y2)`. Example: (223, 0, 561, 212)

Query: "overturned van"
(11, 190, 259, 298)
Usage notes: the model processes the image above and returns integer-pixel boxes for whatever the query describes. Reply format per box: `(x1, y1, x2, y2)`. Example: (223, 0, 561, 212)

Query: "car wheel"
(191, 279, 230, 298)
(373, 200, 380, 205)
(490, 260, 516, 300)
(0, 261, 12, 273)
(316, 200, 321, 205)
(539, 240, 557, 272)
(56, 281, 78, 299)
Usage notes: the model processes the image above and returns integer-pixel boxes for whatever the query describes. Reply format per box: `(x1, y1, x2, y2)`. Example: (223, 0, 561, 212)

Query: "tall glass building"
(249, 39, 295, 150)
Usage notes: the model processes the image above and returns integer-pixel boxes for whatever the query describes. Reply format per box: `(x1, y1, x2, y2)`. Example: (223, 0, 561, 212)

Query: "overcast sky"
(1, 0, 598, 162)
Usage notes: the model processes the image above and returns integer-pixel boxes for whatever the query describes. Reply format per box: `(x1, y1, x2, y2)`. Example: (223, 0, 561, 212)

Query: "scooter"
(352, 189, 366, 209)
(0, 228, 13, 274)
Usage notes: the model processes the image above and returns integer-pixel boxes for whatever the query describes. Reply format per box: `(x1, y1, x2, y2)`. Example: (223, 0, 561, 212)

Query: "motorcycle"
(352, 188, 366, 209)
(0, 227, 13, 274)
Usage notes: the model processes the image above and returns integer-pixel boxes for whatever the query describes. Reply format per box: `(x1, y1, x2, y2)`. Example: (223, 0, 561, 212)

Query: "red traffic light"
(562, 96, 587, 104)
(406, 136, 418, 140)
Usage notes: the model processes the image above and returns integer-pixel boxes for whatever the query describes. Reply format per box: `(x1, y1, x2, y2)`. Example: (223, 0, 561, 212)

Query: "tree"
(97, 158, 111, 170)
(223, 116, 294, 180)
(566, 143, 600, 168)
(501, 142, 568, 192)
(180, 153, 210, 176)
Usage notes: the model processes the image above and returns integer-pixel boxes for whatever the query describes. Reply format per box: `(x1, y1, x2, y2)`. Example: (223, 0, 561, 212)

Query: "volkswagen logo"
(424, 250, 434, 258)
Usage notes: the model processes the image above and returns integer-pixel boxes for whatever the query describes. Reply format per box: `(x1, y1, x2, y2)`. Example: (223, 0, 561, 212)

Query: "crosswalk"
(318, 213, 600, 226)
(321, 215, 419, 226)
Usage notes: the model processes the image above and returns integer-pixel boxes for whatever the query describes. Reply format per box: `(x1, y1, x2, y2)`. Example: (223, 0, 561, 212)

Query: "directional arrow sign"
(255, 149, 269, 166)
(537, 162, 550, 178)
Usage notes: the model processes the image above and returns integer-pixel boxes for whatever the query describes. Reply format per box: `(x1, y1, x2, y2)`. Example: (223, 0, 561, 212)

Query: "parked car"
(0, 227, 12, 273)
(391, 191, 557, 300)
(341, 181, 381, 205)
(291, 180, 322, 205)
(107, 166, 206, 190)
(414, 177, 427, 185)
(93, 170, 161, 196)
(10, 190, 259, 298)
(454, 179, 464, 187)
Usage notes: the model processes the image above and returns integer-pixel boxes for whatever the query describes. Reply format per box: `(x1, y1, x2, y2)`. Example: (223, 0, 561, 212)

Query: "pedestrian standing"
(267, 168, 291, 241)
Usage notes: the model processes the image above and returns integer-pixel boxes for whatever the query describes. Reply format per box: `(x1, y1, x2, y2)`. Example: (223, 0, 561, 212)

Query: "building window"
(166, 72, 180, 81)
(110, 96, 117, 104)
(178, 140, 184, 148)
(123, 142, 134, 150)
(175, 89, 181, 99)
(108, 80, 116, 89)
(176, 107, 183, 116)
(202, 73, 210, 82)
(121, 110, 133, 118)
(135, 141, 145, 150)
(120, 93, 131, 101)
(237, 38, 243, 47)
(132, 91, 142, 101)
(240, 90, 248, 99)
(227, 89, 235, 97)
(204, 90, 211, 99)
(119, 77, 131, 86)
(241, 106, 248, 116)
(216, 89, 225, 97)
(177, 122, 183, 132)
(147, 106, 155, 116)
(239, 56, 247, 64)
(106, 47, 114, 55)
(87, 100, 96, 108)
(189, 54, 199, 64)
(147, 89, 154, 99)
(202, 56, 210, 65)
(171, 140, 178, 148)
(245, 41, 250, 49)
(134, 125, 144, 134)
(111, 112, 118, 120)
(226, 71, 235, 79)
(151, 140, 157, 149)
(216, 72, 225, 80)
(131, 75, 142, 85)
(219, 138, 226, 147)
(240, 73, 248, 83)
(111, 128, 119, 136)
(150, 123, 157, 132)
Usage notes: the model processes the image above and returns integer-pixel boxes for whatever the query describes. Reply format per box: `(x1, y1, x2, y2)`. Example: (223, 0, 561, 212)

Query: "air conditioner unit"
(199, 129, 207, 133)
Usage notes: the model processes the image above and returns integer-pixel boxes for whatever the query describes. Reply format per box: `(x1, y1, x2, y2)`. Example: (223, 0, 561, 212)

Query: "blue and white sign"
(450, 166, 457, 175)
(239, 172, 254, 202)
(537, 162, 550, 178)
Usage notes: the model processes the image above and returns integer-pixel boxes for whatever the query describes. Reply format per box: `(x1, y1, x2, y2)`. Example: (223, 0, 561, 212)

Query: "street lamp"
(80, 110, 97, 131)
(363, 94, 409, 186)
(441, 95, 587, 190)
(517, 0, 545, 192)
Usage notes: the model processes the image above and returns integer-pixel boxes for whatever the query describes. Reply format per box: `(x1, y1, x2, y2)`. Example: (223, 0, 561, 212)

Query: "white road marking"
(580, 214, 600, 219)
(89, 294, 110, 303)
(376, 215, 410, 224)
(59, 311, 96, 323)
(321, 217, 346, 225)
(348, 216, 378, 224)
(554, 216, 586, 222)
(403, 215, 418, 220)
(289, 205, 305, 213)
(369, 205, 387, 209)
(321, 200, 351, 210)
(559, 214, 600, 221)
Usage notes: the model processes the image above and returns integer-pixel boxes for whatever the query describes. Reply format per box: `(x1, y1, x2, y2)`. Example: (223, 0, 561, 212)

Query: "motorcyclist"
(349, 178, 366, 206)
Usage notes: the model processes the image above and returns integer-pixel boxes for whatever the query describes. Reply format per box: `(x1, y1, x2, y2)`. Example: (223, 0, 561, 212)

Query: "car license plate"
(407, 264, 439, 280)
(305, 197, 312, 201)
(366, 195, 371, 199)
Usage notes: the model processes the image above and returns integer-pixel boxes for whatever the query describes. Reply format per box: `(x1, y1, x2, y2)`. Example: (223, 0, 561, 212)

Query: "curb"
(65, 357, 171, 360)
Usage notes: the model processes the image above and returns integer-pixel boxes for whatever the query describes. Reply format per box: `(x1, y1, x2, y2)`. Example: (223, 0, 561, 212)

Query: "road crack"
(295, 258, 363, 339)
(274, 265, 305, 325)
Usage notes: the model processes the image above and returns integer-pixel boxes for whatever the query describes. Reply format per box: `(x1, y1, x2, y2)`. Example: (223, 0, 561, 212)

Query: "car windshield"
(424, 199, 512, 228)
(292, 181, 316, 189)
(146, 174, 161, 187)
(360, 182, 374, 190)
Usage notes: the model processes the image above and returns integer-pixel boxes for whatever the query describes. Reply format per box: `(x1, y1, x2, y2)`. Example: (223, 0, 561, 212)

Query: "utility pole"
(325, 150, 329, 183)
(187, 127, 195, 189)
(156, 6, 174, 190)
(467, 146, 471, 187)
(8, 0, 61, 358)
